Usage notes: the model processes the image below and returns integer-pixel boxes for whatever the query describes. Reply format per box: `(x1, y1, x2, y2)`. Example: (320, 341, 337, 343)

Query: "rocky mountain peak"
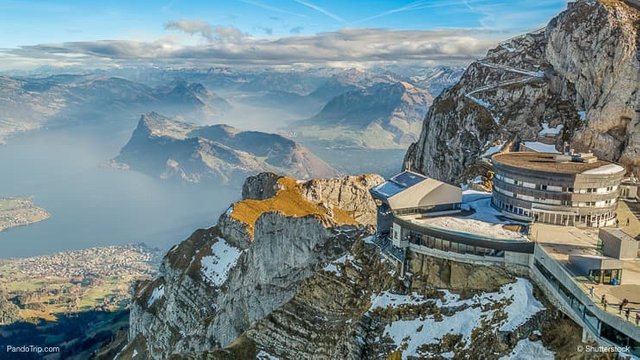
(218, 173, 383, 247)
(138, 112, 194, 139)
(115, 113, 338, 184)
(404, 0, 639, 182)
(120, 172, 383, 359)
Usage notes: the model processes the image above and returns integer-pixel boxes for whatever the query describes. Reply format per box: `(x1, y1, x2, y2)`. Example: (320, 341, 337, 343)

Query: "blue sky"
(0, 0, 567, 47)
(0, 0, 569, 70)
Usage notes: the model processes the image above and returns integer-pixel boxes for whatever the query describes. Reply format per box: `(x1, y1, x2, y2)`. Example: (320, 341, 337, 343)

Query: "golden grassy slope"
(230, 177, 357, 237)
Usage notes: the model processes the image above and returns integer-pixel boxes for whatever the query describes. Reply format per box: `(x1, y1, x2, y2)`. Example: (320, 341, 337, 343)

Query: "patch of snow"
(369, 292, 430, 311)
(383, 279, 545, 359)
(200, 237, 242, 287)
(385, 305, 486, 358)
(501, 44, 516, 52)
(470, 97, 494, 110)
(491, 279, 546, 331)
(132, 350, 138, 358)
(471, 175, 483, 184)
(323, 253, 360, 275)
(256, 350, 279, 360)
(500, 339, 554, 360)
(538, 122, 563, 136)
(147, 285, 164, 307)
(225, 206, 233, 216)
(522, 141, 559, 153)
(363, 235, 375, 245)
(578, 111, 587, 121)
(462, 189, 492, 203)
(462, 196, 505, 223)
(323, 263, 340, 274)
(420, 215, 527, 240)
(582, 164, 625, 175)
(481, 142, 504, 158)
(457, 192, 527, 234)
(466, 95, 500, 124)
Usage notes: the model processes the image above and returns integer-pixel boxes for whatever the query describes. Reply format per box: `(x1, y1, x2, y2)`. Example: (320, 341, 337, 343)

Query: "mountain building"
(369, 171, 462, 247)
(371, 163, 639, 355)
(492, 152, 626, 227)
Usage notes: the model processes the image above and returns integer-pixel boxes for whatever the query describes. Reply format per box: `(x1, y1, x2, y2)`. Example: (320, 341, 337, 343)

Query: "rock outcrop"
(405, 0, 640, 182)
(114, 113, 338, 185)
(116, 171, 592, 360)
(127, 237, 586, 360)
(119, 173, 383, 359)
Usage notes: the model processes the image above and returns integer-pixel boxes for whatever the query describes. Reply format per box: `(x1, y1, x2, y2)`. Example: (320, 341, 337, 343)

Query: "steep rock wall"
(122, 173, 383, 359)
(405, 0, 639, 182)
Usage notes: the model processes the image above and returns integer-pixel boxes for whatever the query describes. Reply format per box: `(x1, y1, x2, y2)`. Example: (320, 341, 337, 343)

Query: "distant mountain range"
(113, 112, 337, 184)
(288, 81, 434, 149)
(0, 76, 230, 143)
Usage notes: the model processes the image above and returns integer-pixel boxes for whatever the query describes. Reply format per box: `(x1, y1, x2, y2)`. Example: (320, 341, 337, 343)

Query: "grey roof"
(370, 171, 428, 199)
(391, 171, 428, 188)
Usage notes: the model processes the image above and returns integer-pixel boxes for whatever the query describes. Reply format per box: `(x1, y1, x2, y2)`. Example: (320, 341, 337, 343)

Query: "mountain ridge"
(404, 0, 640, 182)
(290, 81, 434, 149)
(114, 112, 338, 184)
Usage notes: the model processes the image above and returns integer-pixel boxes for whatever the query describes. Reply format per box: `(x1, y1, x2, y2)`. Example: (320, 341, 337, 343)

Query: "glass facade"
(406, 229, 505, 257)
(535, 260, 639, 356)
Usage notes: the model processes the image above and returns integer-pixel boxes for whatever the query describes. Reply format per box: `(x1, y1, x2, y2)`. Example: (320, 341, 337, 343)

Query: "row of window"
(495, 174, 618, 194)
(406, 231, 505, 258)
(492, 197, 616, 226)
(394, 203, 461, 216)
(494, 185, 617, 208)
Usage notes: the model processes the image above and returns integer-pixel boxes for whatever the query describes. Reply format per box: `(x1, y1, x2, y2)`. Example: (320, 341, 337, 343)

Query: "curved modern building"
(492, 152, 626, 227)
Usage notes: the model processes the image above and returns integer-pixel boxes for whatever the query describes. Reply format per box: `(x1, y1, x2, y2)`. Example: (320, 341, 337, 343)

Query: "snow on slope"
(200, 237, 242, 287)
(538, 122, 563, 136)
(147, 285, 165, 307)
(500, 338, 554, 359)
(323, 253, 360, 275)
(379, 278, 545, 359)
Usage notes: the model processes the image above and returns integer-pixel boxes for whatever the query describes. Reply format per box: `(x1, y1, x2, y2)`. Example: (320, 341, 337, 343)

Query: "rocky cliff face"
(126, 238, 585, 360)
(116, 171, 590, 360)
(119, 173, 383, 359)
(405, 0, 640, 182)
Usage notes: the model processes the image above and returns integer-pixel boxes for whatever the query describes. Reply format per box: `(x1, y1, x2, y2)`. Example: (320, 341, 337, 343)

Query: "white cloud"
(3, 24, 505, 70)
(164, 20, 246, 42)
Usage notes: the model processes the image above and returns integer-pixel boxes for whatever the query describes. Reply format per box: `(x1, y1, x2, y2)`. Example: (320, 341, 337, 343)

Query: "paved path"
(463, 61, 545, 127)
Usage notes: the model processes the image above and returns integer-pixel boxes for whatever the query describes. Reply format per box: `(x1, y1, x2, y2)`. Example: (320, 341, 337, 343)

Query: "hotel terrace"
(370, 153, 640, 356)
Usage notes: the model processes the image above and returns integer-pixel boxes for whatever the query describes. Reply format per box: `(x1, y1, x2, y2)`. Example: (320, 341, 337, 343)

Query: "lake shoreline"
(0, 197, 50, 233)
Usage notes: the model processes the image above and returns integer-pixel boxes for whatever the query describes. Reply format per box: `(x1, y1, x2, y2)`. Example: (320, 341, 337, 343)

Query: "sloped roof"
(371, 171, 462, 210)
(370, 171, 428, 199)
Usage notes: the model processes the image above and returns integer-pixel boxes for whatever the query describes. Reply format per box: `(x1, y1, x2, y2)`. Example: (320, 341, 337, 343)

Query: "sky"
(0, 0, 569, 71)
